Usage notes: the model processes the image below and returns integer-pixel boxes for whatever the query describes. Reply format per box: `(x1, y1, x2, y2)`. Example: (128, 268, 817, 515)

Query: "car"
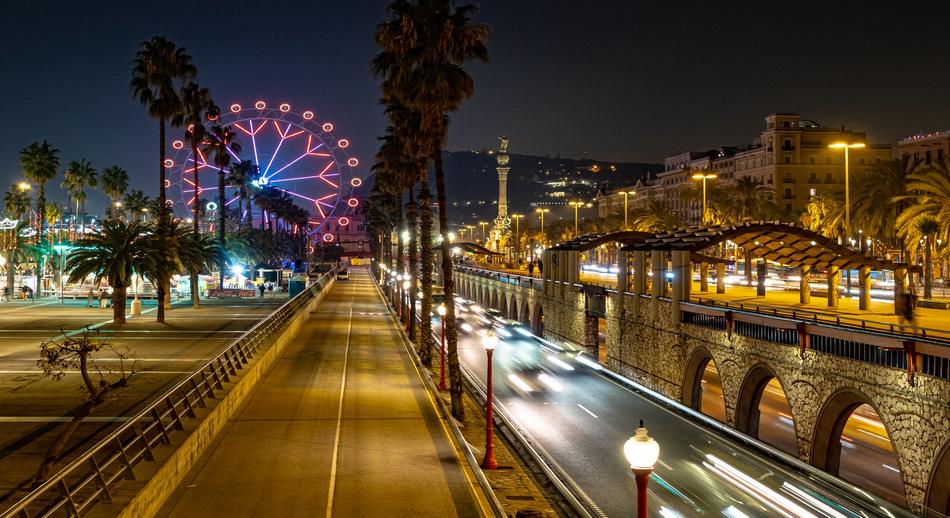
(337, 268, 349, 280)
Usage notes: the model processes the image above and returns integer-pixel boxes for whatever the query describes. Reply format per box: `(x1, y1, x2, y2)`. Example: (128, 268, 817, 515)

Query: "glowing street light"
(481, 328, 499, 469)
(618, 191, 635, 230)
(437, 304, 447, 391)
(511, 214, 524, 260)
(623, 420, 660, 517)
(829, 141, 865, 296)
(478, 221, 488, 242)
(17, 182, 31, 192)
(569, 201, 591, 238)
(690, 172, 717, 224)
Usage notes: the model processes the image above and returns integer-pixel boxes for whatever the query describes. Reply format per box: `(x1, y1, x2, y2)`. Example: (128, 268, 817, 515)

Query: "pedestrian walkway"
(157, 268, 487, 518)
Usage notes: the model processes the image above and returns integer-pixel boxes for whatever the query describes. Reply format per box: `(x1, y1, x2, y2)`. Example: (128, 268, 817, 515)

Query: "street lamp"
(437, 304, 447, 391)
(829, 141, 865, 296)
(535, 208, 549, 236)
(478, 221, 488, 242)
(511, 214, 524, 261)
(618, 191, 635, 230)
(481, 328, 499, 469)
(569, 201, 591, 238)
(623, 420, 660, 517)
(690, 172, 717, 224)
(16, 182, 30, 192)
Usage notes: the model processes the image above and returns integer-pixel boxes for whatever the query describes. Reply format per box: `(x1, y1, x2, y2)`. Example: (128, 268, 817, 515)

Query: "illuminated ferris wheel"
(165, 99, 362, 240)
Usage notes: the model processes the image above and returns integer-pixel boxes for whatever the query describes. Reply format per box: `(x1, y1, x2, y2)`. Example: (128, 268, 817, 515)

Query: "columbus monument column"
(490, 136, 512, 254)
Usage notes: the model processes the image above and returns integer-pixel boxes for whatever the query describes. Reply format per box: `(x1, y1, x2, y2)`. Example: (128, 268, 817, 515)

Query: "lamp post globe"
(624, 420, 660, 517)
(481, 328, 499, 469)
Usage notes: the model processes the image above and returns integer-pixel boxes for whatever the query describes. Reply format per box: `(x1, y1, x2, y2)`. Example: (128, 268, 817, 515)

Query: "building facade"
(597, 113, 892, 224)
(899, 130, 950, 164)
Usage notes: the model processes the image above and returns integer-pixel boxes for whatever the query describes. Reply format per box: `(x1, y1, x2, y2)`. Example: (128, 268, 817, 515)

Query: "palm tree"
(20, 140, 60, 298)
(138, 219, 188, 323)
(631, 199, 686, 232)
(851, 157, 921, 260)
(203, 125, 241, 288)
(802, 193, 845, 238)
(100, 165, 130, 219)
(130, 36, 196, 228)
(66, 220, 149, 323)
(1, 221, 32, 302)
(61, 159, 98, 235)
(898, 158, 950, 251)
(177, 83, 217, 233)
(913, 217, 940, 299)
(176, 224, 225, 303)
(4, 186, 31, 221)
(122, 190, 151, 222)
(227, 160, 258, 228)
(714, 177, 777, 223)
(374, 0, 489, 420)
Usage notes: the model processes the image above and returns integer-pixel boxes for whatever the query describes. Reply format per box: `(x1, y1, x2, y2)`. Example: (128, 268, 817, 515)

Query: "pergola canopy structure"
(454, 241, 503, 256)
(621, 221, 918, 272)
(548, 230, 653, 252)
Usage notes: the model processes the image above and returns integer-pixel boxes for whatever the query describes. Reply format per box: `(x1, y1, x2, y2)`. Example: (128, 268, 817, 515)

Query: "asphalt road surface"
(0, 296, 285, 506)
(441, 301, 912, 517)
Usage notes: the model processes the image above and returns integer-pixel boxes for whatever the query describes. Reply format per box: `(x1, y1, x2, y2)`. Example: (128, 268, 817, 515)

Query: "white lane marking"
(326, 281, 354, 518)
(576, 403, 599, 418)
(0, 301, 57, 312)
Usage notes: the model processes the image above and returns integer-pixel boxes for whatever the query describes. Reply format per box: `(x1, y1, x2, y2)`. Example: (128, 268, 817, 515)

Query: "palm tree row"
(369, 0, 489, 420)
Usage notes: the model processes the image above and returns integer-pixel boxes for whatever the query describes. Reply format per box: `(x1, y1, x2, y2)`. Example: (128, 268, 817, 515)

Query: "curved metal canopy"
(619, 221, 918, 272)
(548, 230, 654, 252)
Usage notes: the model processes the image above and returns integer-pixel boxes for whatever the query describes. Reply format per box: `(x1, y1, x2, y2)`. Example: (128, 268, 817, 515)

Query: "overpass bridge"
(453, 222, 950, 514)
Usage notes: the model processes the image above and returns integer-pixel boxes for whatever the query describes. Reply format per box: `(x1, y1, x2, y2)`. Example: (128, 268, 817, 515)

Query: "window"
(926, 150, 932, 163)
(783, 188, 794, 199)
(782, 138, 793, 151)
(824, 172, 834, 183)
(939, 149, 945, 160)
(783, 172, 794, 183)
(809, 188, 817, 197)
(809, 172, 818, 183)
(782, 121, 791, 128)
(784, 156, 791, 164)
(809, 156, 816, 164)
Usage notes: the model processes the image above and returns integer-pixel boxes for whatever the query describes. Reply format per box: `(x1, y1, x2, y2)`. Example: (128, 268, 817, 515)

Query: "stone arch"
(927, 438, 950, 515)
(532, 302, 544, 335)
(810, 388, 906, 505)
(498, 291, 509, 318)
(520, 299, 530, 326)
(681, 346, 727, 423)
(508, 293, 518, 320)
(734, 363, 798, 456)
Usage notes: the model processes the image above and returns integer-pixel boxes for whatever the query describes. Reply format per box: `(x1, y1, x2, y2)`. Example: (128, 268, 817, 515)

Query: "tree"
(100, 165, 130, 219)
(20, 140, 60, 297)
(176, 225, 225, 298)
(61, 159, 98, 235)
(913, 217, 940, 299)
(851, 157, 921, 260)
(898, 158, 950, 252)
(122, 190, 151, 222)
(138, 219, 185, 323)
(802, 193, 845, 238)
(2, 221, 33, 303)
(203, 125, 241, 287)
(227, 160, 258, 228)
(33, 328, 135, 487)
(374, 0, 490, 420)
(130, 36, 196, 229)
(631, 199, 686, 232)
(3, 186, 31, 220)
(713, 176, 777, 223)
(66, 219, 149, 323)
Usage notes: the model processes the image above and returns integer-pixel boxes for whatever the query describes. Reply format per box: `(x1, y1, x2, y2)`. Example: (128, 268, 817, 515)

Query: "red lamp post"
(623, 420, 660, 517)
(402, 279, 411, 330)
(437, 304, 447, 391)
(481, 328, 499, 469)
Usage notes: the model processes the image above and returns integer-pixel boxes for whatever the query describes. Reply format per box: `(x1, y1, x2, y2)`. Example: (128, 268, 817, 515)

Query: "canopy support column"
(651, 251, 665, 298)
(716, 263, 726, 294)
(859, 266, 871, 310)
(827, 266, 841, 308)
(894, 266, 906, 315)
(699, 262, 708, 292)
(756, 260, 767, 297)
(633, 251, 646, 316)
(800, 265, 811, 304)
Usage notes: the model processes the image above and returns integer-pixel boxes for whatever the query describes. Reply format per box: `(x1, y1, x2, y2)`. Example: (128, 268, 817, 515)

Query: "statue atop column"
(490, 136, 512, 253)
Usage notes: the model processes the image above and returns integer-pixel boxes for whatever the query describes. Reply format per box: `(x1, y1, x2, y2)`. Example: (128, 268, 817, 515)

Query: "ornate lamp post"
(623, 420, 660, 517)
(437, 304, 447, 391)
(481, 328, 499, 469)
(478, 221, 488, 243)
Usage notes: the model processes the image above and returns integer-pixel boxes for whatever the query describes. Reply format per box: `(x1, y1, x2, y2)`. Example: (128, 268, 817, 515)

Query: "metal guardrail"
(0, 269, 336, 518)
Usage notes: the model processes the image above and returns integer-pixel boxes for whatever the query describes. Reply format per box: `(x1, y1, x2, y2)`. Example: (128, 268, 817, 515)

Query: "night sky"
(2, 1, 950, 211)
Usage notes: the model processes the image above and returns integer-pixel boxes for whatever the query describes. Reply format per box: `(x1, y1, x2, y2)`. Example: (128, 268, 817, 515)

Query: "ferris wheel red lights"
(166, 99, 362, 240)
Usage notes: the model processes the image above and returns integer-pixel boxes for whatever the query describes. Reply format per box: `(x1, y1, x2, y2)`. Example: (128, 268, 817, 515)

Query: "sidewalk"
(157, 269, 487, 517)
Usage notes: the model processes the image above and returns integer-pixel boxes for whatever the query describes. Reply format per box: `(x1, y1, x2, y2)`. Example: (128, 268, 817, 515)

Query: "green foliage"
(66, 219, 148, 289)
(3, 186, 30, 219)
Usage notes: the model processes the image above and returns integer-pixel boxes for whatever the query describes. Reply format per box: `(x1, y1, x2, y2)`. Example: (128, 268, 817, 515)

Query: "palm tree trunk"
(156, 279, 166, 323)
(192, 141, 201, 309)
(406, 188, 417, 343)
(112, 285, 127, 324)
(396, 202, 404, 307)
(159, 118, 168, 228)
(925, 236, 933, 299)
(218, 167, 226, 289)
(37, 184, 46, 299)
(418, 177, 434, 367)
(5, 250, 14, 302)
(434, 147, 462, 420)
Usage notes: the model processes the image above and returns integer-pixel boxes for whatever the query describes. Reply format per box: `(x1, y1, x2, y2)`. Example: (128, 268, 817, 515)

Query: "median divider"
(1, 270, 336, 518)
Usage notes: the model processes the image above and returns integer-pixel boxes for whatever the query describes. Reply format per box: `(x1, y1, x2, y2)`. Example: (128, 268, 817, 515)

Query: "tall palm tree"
(227, 160, 258, 228)
(714, 177, 777, 223)
(851, 157, 921, 260)
(913, 217, 940, 299)
(802, 193, 845, 238)
(898, 158, 950, 251)
(374, 0, 489, 420)
(177, 82, 217, 234)
(100, 165, 130, 219)
(138, 219, 187, 323)
(203, 125, 241, 287)
(61, 159, 98, 235)
(66, 220, 149, 323)
(122, 190, 151, 222)
(130, 36, 196, 228)
(20, 140, 61, 298)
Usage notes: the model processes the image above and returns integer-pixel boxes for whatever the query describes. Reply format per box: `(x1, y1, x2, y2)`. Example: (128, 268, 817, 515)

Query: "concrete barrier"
(115, 279, 335, 518)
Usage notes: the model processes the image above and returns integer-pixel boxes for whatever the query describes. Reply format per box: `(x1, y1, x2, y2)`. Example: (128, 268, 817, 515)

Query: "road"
(158, 269, 485, 518)
(0, 295, 286, 506)
(439, 301, 912, 517)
